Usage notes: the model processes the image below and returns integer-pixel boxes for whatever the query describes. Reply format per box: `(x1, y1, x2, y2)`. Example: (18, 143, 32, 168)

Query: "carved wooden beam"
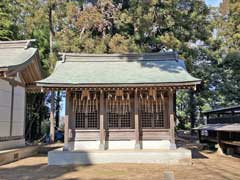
(1, 77, 25, 87)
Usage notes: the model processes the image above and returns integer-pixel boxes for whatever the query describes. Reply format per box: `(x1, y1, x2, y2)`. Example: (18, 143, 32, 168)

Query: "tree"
(15, 0, 61, 141)
(215, 0, 240, 105)
(219, 0, 240, 51)
(220, 52, 240, 104)
(0, 0, 18, 40)
(117, 0, 210, 52)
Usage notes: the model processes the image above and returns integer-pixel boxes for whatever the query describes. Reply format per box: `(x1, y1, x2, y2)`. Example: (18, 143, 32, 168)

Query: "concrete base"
(107, 140, 135, 150)
(0, 139, 25, 151)
(99, 143, 106, 150)
(48, 148, 192, 165)
(170, 143, 177, 150)
(0, 145, 39, 165)
(135, 143, 141, 150)
(68, 140, 172, 150)
(142, 140, 171, 149)
(68, 141, 100, 151)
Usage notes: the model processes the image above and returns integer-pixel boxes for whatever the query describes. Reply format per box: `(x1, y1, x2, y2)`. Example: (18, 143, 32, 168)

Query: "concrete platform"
(48, 148, 192, 165)
(0, 145, 39, 166)
(0, 139, 25, 151)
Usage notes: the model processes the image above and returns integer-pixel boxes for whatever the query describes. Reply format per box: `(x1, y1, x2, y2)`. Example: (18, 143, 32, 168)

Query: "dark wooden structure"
(196, 105, 240, 154)
(0, 40, 43, 150)
(37, 52, 201, 150)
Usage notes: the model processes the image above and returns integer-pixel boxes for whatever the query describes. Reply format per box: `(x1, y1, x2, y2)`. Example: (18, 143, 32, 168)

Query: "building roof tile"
(0, 40, 37, 69)
(37, 52, 201, 87)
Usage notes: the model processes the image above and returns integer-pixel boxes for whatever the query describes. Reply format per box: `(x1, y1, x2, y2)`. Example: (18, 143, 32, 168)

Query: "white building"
(0, 40, 42, 150)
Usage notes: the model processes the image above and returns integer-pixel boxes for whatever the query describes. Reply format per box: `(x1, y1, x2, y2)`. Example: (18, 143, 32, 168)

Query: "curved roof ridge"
(59, 52, 179, 62)
(58, 52, 178, 57)
(0, 47, 37, 69)
(0, 39, 36, 49)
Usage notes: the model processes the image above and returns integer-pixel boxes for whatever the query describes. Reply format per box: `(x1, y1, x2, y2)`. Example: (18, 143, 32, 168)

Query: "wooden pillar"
(169, 90, 176, 149)
(63, 115, 69, 151)
(134, 89, 141, 149)
(99, 90, 106, 150)
(23, 85, 27, 141)
(50, 91, 55, 143)
(217, 131, 222, 148)
(9, 84, 15, 136)
(63, 89, 71, 151)
(65, 90, 70, 115)
(217, 131, 221, 143)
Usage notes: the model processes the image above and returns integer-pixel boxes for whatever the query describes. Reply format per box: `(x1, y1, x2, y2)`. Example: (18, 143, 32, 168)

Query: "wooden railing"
(207, 115, 240, 124)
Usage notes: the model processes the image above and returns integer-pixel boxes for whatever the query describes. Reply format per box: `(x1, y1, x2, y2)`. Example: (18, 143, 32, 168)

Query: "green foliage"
(220, 51, 240, 104)
(177, 0, 240, 128)
(211, 0, 240, 106)
(54, 0, 210, 54)
(109, 34, 139, 53)
(41, 120, 50, 135)
(117, 0, 210, 52)
(0, 0, 18, 40)
(219, 0, 240, 51)
(25, 93, 49, 141)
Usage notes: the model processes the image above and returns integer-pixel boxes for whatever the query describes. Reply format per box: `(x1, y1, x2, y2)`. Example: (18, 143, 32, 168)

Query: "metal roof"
(203, 105, 240, 114)
(37, 52, 201, 87)
(0, 40, 43, 87)
(0, 40, 37, 70)
(194, 123, 240, 132)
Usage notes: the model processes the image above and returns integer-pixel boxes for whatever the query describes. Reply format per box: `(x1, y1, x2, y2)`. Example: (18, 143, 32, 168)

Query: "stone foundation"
(142, 140, 171, 149)
(0, 145, 38, 165)
(48, 148, 192, 165)
(0, 139, 25, 151)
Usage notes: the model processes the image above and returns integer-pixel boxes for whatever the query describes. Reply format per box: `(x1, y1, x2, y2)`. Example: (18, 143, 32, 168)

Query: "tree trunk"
(48, 2, 56, 142)
(50, 91, 55, 143)
(189, 90, 196, 130)
(49, 4, 54, 54)
(55, 91, 60, 128)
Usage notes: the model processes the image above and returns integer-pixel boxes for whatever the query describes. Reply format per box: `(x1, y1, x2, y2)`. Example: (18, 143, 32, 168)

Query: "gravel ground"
(0, 143, 239, 180)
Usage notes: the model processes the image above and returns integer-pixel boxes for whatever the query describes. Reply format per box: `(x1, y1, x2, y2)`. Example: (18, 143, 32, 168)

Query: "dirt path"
(0, 145, 239, 180)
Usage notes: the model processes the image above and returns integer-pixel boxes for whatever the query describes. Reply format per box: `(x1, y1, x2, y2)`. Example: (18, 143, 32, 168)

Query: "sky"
(205, 0, 222, 7)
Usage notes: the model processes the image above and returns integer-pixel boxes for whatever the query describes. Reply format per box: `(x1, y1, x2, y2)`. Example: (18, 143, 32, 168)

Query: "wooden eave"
(37, 81, 201, 92)
(37, 81, 201, 87)
(0, 52, 43, 92)
(1, 76, 25, 87)
(1, 53, 42, 80)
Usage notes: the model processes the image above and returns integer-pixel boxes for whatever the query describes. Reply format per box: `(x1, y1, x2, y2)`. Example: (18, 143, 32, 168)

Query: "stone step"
(0, 146, 39, 166)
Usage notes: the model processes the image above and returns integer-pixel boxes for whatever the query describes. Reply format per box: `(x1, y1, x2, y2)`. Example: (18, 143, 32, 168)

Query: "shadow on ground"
(0, 161, 116, 180)
(38, 143, 63, 154)
(176, 138, 208, 159)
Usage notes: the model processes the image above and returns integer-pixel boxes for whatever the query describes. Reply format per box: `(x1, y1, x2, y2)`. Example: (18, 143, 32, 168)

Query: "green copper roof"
(37, 52, 201, 87)
(0, 40, 37, 69)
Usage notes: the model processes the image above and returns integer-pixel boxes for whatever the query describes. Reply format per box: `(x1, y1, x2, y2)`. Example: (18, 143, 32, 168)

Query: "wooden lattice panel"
(140, 91, 165, 128)
(106, 91, 133, 129)
(73, 91, 99, 129)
